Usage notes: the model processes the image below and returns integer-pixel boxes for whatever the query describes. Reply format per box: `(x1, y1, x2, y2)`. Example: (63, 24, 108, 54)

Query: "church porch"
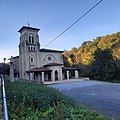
(62, 67, 80, 80)
(27, 67, 52, 83)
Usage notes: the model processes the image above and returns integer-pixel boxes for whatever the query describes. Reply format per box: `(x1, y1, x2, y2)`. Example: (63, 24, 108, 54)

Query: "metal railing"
(1, 75, 9, 120)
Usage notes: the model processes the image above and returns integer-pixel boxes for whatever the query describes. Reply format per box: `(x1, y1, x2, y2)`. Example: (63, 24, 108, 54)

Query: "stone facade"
(9, 26, 79, 82)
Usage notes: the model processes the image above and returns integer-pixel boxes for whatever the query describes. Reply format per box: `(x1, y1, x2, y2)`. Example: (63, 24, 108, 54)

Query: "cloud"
(0, 49, 18, 63)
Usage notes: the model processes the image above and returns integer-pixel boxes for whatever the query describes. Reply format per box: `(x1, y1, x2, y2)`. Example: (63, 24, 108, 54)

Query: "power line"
(44, 0, 104, 48)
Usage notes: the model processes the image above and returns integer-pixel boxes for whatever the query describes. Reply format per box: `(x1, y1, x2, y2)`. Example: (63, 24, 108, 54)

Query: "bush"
(5, 79, 106, 120)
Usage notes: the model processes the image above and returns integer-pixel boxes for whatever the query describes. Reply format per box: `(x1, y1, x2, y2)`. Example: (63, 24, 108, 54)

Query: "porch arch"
(55, 70, 58, 81)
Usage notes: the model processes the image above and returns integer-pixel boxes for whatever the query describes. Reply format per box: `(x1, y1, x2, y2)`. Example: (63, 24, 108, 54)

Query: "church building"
(9, 26, 79, 83)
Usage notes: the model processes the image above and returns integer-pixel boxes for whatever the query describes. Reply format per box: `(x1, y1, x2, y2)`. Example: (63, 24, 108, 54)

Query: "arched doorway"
(55, 70, 58, 81)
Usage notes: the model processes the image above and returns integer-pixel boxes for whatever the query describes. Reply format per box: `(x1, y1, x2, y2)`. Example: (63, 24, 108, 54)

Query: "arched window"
(29, 33, 34, 43)
(29, 36, 31, 43)
(32, 37, 34, 43)
(28, 47, 30, 51)
(34, 47, 35, 51)
(29, 56, 35, 65)
(31, 57, 33, 63)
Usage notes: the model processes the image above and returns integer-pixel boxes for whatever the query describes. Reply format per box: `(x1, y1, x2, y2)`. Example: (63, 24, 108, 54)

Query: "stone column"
(75, 70, 79, 79)
(30, 73, 33, 81)
(51, 71, 55, 81)
(42, 72, 44, 82)
(10, 62, 14, 82)
(38, 73, 40, 82)
(59, 68, 63, 81)
(10, 57, 14, 82)
(26, 73, 29, 80)
(67, 71, 69, 80)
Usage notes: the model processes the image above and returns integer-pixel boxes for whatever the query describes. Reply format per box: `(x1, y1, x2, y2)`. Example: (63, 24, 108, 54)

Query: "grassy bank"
(5, 79, 106, 120)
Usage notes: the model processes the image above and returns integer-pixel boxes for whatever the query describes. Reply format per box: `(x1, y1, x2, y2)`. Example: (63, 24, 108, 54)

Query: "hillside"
(63, 32, 120, 82)
(64, 32, 120, 65)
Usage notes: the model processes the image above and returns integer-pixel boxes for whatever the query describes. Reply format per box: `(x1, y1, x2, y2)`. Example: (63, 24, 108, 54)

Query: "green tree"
(69, 54, 76, 65)
(63, 55, 70, 67)
(91, 48, 114, 81)
(112, 42, 120, 60)
(0, 63, 10, 75)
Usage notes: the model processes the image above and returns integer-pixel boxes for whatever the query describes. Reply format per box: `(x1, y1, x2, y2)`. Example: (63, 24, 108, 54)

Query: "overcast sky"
(0, 0, 120, 62)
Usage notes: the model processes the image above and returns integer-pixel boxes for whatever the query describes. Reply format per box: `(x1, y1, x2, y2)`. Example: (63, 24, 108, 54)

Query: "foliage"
(69, 54, 76, 64)
(63, 31, 120, 82)
(5, 79, 106, 120)
(63, 32, 120, 65)
(0, 63, 10, 75)
(91, 49, 120, 81)
(62, 55, 70, 67)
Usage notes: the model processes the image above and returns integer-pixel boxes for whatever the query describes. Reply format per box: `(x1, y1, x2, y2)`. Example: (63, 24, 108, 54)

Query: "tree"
(112, 42, 120, 60)
(0, 63, 10, 75)
(63, 31, 120, 82)
(69, 54, 76, 65)
(63, 50, 70, 58)
(62, 55, 70, 67)
(70, 47, 78, 54)
(91, 48, 114, 81)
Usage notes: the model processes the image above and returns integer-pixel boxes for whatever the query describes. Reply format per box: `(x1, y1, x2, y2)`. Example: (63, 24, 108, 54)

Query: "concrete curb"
(43, 78, 90, 85)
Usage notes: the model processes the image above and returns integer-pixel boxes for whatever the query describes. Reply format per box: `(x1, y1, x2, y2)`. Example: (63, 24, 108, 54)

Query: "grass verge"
(5, 79, 106, 120)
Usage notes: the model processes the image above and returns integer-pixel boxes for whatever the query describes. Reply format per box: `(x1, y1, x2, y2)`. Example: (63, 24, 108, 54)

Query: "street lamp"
(3, 58, 6, 78)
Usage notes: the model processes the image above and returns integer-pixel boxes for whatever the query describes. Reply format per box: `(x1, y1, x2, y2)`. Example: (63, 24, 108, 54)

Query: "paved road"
(50, 80, 120, 119)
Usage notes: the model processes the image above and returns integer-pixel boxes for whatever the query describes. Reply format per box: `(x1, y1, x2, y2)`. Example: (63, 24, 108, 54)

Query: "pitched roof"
(8, 56, 19, 60)
(27, 67, 52, 72)
(44, 62, 63, 67)
(18, 26, 40, 32)
(39, 48, 63, 53)
(13, 56, 19, 59)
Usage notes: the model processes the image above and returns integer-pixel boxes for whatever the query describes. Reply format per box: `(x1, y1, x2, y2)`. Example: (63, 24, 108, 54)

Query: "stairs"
(0, 78, 4, 120)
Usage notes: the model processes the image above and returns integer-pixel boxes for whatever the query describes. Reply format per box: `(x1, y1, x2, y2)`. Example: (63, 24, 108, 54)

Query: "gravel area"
(50, 80, 120, 119)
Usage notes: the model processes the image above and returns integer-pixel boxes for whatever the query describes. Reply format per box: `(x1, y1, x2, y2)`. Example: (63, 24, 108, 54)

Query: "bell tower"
(18, 26, 40, 79)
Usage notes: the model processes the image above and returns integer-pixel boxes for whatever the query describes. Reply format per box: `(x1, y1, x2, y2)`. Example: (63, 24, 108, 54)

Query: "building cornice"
(18, 26, 40, 32)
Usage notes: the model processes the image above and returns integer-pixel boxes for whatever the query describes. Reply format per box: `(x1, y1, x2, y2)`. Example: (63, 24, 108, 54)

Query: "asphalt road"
(50, 80, 120, 119)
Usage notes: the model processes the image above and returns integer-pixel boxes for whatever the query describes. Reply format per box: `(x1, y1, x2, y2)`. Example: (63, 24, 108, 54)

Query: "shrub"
(5, 79, 106, 120)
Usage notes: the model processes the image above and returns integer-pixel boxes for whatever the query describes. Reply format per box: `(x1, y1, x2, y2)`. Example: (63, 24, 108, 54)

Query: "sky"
(0, 0, 120, 62)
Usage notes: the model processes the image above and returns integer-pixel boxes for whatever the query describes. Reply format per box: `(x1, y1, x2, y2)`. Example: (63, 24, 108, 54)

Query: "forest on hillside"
(63, 32, 120, 82)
